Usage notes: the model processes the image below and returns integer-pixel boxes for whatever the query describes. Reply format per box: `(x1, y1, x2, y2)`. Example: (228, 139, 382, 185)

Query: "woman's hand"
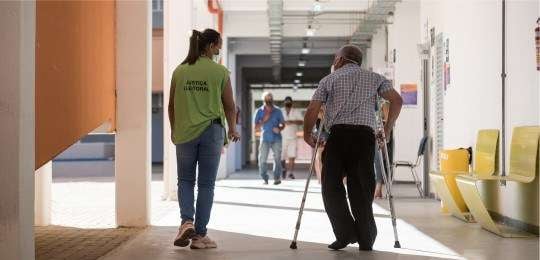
(228, 130, 241, 142)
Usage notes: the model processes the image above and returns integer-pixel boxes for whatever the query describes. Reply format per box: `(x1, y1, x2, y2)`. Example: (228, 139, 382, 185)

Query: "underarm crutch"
(290, 115, 326, 250)
(375, 99, 401, 248)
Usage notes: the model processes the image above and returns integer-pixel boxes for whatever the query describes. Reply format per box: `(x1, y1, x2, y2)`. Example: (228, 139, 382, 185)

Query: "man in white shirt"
(281, 96, 303, 179)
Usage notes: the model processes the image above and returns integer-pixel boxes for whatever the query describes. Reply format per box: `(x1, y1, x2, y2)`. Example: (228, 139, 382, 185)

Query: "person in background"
(169, 29, 240, 249)
(374, 101, 394, 199)
(281, 96, 303, 180)
(254, 92, 285, 185)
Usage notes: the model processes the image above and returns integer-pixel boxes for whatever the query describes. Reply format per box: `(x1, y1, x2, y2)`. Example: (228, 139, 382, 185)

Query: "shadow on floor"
(102, 227, 456, 260)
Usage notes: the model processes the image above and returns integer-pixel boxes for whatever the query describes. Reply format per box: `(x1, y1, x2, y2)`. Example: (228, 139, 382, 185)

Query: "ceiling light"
(296, 72, 303, 77)
(313, 1, 322, 13)
(298, 60, 306, 67)
(306, 25, 315, 37)
(294, 79, 301, 84)
(301, 48, 310, 54)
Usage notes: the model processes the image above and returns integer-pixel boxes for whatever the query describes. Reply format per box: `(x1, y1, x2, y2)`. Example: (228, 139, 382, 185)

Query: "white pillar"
(163, 0, 194, 201)
(115, 0, 152, 227)
(0, 1, 36, 259)
(34, 162, 52, 226)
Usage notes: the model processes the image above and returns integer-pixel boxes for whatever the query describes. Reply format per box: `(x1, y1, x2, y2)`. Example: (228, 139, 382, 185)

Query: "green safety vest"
(171, 57, 229, 144)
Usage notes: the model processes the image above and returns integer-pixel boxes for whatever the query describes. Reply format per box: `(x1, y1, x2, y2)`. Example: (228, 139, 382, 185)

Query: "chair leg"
(410, 167, 424, 198)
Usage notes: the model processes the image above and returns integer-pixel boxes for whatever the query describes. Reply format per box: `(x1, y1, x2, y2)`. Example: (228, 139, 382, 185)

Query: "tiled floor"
(34, 226, 141, 260)
(48, 167, 539, 260)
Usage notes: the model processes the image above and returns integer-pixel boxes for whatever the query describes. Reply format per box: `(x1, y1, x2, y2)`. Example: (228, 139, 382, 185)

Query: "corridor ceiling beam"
(351, 0, 400, 43)
(268, 0, 283, 82)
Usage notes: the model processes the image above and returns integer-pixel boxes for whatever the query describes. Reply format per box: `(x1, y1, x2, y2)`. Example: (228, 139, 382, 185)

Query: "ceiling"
(223, 0, 400, 81)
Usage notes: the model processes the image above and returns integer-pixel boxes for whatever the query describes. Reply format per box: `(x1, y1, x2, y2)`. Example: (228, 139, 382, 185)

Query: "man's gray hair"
(261, 91, 273, 100)
(338, 44, 363, 65)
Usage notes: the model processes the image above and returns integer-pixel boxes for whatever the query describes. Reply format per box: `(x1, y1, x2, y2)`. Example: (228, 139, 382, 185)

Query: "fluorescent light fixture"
(301, 48, 310, 54)
(298, 60, 306, 67)
(296, 72, 303, 77)
(294, 79, 301, 84)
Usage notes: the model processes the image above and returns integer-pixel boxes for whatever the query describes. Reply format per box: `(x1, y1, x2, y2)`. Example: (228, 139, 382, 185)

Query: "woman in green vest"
(168, 29, 239, 249)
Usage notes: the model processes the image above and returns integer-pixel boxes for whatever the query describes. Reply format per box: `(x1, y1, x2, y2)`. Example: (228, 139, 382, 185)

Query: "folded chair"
(456, 126, 540, 237)
(430, 130, 499, 223)
(393, 136, 428, 198)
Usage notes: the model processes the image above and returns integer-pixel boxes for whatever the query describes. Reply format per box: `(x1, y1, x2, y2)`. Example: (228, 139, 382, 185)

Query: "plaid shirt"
(312, 63, 393, 131)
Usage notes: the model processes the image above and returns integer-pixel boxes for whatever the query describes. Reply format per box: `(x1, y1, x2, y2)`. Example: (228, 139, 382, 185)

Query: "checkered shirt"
(312, 63, 393, 131)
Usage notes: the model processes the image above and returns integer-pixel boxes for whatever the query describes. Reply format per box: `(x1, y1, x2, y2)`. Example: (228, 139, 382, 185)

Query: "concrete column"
(0, 1, 36, 259)
(163, 0, 194, 201)
(115, 0, 152, 227)
(34, 162, 52, 226)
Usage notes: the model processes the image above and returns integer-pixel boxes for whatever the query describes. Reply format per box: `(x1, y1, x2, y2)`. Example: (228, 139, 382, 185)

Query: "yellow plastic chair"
(430, 130, 499, 222)
(456, 126, 540, 237)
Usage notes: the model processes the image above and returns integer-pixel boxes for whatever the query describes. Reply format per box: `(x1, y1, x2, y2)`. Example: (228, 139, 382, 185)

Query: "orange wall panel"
(36, 1, 116, 169)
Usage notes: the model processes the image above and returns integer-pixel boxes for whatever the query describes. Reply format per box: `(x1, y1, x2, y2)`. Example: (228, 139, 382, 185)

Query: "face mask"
(330, 65, 335, 73)
(285, 103, 292, 108)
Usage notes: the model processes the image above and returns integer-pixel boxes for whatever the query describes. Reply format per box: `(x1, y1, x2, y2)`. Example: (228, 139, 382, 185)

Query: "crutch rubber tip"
(290, 241, 297, 249)
(394, 241, 401, 248)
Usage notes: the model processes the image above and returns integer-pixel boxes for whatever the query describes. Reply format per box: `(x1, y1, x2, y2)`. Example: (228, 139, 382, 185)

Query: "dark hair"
(284, 96, 293, 102)
(182, 29, 221, 65)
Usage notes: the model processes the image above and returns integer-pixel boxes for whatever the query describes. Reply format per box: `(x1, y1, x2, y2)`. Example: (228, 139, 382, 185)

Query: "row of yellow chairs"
(430, 126, 540, 237)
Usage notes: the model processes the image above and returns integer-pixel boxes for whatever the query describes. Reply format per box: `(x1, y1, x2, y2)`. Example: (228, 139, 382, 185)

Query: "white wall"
(163, 0, 195, 201)
(421, 0, 539, 225)
(389, 0, 423, 182)
(368, 28, 387, 70)
(0, 1, 36, 259)
(115, 0, 152, 227)
(369, 0, 423, 182)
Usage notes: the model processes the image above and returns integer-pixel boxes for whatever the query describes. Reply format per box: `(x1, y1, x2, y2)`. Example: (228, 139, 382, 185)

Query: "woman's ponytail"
(181, 29, 221, 65)
(181, 30, 201, 65)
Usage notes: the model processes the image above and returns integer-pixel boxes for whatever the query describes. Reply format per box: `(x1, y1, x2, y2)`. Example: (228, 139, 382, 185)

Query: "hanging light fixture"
(313, 0, 322, 13)
(306, 25, 315, 37)
(301, 42, 310, 54)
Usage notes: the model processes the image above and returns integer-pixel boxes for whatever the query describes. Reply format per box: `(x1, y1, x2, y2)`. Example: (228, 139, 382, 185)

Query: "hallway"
(50, 168, 535, 260)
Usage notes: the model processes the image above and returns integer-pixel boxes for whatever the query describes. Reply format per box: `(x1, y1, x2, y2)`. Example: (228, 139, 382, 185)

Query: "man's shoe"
(359, 246, 373, 251)
(263, 179, 269, 185)
(328, 240, 350, 250)
(273, 180, 282, 185)
(288, 174, 295, 179)
(190, 235, 218, 249)
(174, 221, 195, 247)
(328, 237, 357, 251)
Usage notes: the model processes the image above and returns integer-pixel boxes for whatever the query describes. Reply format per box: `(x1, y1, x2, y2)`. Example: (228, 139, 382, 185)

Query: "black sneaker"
(263, 179, 269, 185)
(288, 174, 295, 179)
(273, 180, 282, 185)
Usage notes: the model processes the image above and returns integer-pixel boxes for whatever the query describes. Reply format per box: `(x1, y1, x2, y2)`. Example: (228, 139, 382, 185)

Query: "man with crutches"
(301, 45, 403, 251)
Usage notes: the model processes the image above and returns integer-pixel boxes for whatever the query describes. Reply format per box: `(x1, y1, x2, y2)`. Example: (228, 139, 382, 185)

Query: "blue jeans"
(374, 133, 394, 183)
(176, 123, 224, 236)
(258, 141, 282, 181)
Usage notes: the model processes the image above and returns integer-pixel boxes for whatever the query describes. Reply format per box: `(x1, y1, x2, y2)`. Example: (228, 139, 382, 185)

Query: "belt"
(330, 124, 373, 133)
(210, 118, 222, 125)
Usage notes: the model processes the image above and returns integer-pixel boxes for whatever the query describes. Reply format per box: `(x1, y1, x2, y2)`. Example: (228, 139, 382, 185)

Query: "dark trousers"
(321, 124, 377, 248)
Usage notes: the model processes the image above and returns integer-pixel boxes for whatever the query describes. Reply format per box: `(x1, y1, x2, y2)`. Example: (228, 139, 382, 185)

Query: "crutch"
(290, 115, 326, 250)
(375, 99, 401, 248)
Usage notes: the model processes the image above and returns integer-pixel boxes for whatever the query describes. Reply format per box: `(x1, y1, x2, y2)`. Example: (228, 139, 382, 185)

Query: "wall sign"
(400, 83, 418, 107)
